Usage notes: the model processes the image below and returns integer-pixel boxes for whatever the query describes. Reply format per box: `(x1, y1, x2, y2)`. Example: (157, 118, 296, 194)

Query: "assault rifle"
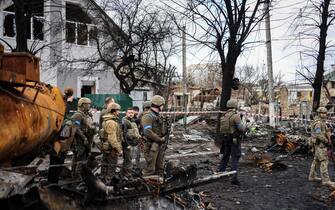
(161, 116, 172, 150)
(329, 126, 335, 169)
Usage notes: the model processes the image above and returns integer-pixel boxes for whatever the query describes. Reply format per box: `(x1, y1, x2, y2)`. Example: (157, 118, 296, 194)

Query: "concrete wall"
(130, 89, 154, 111)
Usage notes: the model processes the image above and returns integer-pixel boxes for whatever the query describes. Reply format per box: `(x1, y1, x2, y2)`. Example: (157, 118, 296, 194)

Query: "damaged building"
(0, 0, 153, 102)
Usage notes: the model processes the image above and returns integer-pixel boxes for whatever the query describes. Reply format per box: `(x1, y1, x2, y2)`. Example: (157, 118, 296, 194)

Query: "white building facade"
(0, 0, 120, 97)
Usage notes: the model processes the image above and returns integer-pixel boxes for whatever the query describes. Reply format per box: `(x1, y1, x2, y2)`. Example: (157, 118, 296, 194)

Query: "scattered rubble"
(246, 153, 287, 173)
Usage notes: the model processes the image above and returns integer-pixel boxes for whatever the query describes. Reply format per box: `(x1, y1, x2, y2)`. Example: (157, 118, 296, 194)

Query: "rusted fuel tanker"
(0, 44, 65, 165)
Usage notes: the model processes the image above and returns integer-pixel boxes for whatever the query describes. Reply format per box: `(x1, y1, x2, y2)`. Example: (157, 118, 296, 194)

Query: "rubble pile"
(267, 130, 310, 155)
(166, 190, 215, 209)
(246, 153, 287, 173)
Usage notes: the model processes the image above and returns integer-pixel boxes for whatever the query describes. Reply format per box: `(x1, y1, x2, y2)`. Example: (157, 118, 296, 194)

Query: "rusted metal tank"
(0, 83, 65, 165)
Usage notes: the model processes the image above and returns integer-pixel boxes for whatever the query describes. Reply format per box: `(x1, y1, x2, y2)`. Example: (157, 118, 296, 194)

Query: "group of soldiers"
(52, 93, 169, 184)
(52, 89, 335, 189)
(217, 100, 335, 188)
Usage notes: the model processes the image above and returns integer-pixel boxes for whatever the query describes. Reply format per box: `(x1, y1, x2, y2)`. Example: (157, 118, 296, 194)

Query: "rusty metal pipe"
(0, 83, 65, 165)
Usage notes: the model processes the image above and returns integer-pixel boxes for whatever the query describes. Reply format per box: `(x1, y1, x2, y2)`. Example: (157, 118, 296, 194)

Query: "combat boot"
(308, 176, 322, 182)
(322, 180, 335, 188)
(231, 176, 240, 186)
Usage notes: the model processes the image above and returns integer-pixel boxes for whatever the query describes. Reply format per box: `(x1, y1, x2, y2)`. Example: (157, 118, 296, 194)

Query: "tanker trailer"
(0, 45, 66, 166)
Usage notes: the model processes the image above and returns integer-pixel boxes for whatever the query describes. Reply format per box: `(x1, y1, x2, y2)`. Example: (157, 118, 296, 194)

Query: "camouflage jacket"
(311, 116, 329, 147)
(141, 109, 164, 143)
(71, 110, 94, 145)
(102, 114, 123, 153)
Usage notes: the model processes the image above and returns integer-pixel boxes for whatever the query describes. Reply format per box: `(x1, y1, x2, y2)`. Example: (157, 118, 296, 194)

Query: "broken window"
(65, 2, 96, 46)
(2, 1, 44, 40)
(33, 17, 44, 40)
(66, 22, 76, 44)
(288, 91, 297, 105)
(3, 12, 15, 37)
(297, 92, 302, 99)
(77, 23, 88, 45)
(143, 92, 148, 101)
(89, 26, 98, 46)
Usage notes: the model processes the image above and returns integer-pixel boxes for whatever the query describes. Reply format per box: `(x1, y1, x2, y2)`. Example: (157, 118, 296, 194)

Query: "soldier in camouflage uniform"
(218, 99, 246, 185)
(141, 96, 166, 176)
(99, 97, 114, 129)
(71, 97, 96, 176)
(309, 107, 335, 187)
(100, 102, 123, 183)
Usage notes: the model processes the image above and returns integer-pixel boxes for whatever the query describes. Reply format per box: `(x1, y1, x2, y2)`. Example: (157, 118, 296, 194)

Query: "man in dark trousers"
(218, 99, 246, 185)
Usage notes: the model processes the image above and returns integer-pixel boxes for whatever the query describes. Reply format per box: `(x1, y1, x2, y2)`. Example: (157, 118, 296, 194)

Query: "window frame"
(65, 20, 97, 47)
(2, 10, 45, 41)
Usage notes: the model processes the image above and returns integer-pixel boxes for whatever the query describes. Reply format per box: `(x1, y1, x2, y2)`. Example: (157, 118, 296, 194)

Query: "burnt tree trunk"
(216, 40, 240, 133)
(13, 0, 28, 52)
(312, 0, 330, 112)
(219, 41, 240, 111)
(220, 63, 235, 110)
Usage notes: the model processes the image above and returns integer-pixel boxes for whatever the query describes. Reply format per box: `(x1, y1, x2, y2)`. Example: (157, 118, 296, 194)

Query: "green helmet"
(107, 102, 121, 113)
(151, 95, 165, 106)
(226, 99, 238, 109)
(317, 107, 327, 113)
(78, 97, 91, 107)
(143, 100, 151, 109)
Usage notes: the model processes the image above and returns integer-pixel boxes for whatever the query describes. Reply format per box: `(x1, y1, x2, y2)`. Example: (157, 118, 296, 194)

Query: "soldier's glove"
(233, 138, 238, 144)
(158, 137, 166, 144)
(83, 137, 89, 145)
(118, 150, 123, 157)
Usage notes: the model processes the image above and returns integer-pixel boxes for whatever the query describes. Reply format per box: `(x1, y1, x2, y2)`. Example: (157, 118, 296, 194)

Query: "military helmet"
(107, 102, 121, 113)
(226, 99, 239, 109)
(143, 101, 151, 109)
(151, 95, 165, 106)
(78, 97, 91, 107)
(317, 107, 327, 113)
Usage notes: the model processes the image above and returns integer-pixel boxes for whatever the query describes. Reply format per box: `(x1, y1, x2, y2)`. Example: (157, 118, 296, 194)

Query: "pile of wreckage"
(244, 121, 312, 173)
(0, 141, 233, 210)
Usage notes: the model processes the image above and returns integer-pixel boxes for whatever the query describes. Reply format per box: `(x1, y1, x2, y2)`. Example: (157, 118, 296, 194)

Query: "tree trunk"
(13, 0, 28, 52)
(216, 62, 236, 134)
(220, 63, 235, 111)
(312, 0, 330, 112)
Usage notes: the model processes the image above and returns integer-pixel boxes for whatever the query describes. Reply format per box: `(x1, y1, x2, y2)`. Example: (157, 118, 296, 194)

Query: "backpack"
(220, 111, 236, 134)
(58, 120, 76, 152)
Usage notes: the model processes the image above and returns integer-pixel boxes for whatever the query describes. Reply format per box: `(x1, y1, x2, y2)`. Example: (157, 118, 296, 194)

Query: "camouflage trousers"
(309, 146, 330, 182)
(71, 145, 89, 177)
(122, 144, 141, 175)
(101, 151, 118, 184)
(131, 145, 141, 166)
(122, 143, 132, 176)
(142, 142, 164, 176)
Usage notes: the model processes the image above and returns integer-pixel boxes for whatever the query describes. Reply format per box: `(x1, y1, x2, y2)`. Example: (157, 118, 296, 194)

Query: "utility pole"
(264, 0, 275, 127)
(182, 26, 188, 130)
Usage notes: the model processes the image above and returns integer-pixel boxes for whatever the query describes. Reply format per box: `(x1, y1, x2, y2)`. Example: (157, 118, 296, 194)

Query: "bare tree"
(296, 68, 333, 104)
(293, 0, 335, 111)
(235, 65, 261, 105)
(3, 0, 64, 54)
(164, 0, 269, 110)
(258, 70, 283, 102)
(68, 0, 180, 94)
(187, 63, 222, 89)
